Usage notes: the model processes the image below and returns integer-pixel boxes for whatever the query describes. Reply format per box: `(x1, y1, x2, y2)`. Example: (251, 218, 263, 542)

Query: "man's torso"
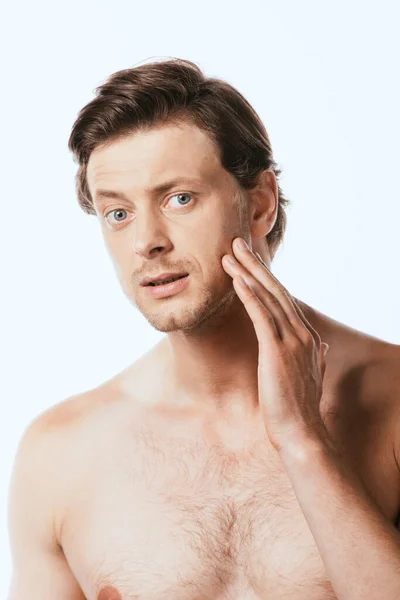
(42, 323, 400, 600)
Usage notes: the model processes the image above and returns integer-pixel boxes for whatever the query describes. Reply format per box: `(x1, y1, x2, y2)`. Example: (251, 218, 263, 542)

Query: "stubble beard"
(135, 278, 237, 334)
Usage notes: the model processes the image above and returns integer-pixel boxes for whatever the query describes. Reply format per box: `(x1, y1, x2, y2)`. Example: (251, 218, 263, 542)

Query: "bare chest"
(60, 422, 344, 600)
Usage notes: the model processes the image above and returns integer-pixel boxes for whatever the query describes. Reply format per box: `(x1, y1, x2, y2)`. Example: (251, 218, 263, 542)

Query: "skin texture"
(88, 122, 249, 335)
(86, 121, 278, 420)
(7, 122, 400, 599)
(97, 586, 122, 600)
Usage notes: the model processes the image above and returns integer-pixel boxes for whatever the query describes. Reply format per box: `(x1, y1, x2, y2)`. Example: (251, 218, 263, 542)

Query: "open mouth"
(148, 275, 188, 287)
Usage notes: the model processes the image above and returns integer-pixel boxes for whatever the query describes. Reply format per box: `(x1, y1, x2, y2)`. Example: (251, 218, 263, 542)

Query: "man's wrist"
(277, 421, 336, 465)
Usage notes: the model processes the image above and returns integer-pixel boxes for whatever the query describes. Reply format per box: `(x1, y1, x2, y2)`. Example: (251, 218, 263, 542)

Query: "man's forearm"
(278, 431, 400, 600)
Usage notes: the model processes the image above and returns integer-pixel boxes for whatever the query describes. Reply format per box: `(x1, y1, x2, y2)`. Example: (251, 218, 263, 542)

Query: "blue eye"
(105, 208, 128, 224)
(104, 193, 193, 227)
(167, 193, 193, 207)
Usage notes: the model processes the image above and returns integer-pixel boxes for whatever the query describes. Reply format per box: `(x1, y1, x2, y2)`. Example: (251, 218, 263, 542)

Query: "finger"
(233, 240, 306, 338)
(233, 275, 281, 348)
(255, 253, 328, 359)
(289, 295, 322, 348)
(223, 255, 295, 341)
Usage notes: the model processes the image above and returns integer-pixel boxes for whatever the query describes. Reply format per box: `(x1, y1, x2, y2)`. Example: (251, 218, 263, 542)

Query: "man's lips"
(144, 274, 190, 298)
(141, 272, 189, 286)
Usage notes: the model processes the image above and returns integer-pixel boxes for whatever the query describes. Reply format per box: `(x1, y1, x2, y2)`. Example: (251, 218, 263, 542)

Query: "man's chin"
(139, 287, 237, 334)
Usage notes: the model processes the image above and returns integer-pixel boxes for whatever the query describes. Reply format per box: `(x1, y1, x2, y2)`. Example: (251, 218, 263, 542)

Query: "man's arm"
(278, 431, 400, 600)
(7, 415, 86, 599)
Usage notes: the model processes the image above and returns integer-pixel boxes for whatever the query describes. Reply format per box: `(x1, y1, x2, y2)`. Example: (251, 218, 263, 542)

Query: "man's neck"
(157, 296, 323, 423)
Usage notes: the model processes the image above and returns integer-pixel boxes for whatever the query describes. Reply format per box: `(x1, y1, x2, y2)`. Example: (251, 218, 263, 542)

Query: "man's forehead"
(88, 162, 220, 201)
(87, 128, 223, 198)
(88, 122, 218, 172)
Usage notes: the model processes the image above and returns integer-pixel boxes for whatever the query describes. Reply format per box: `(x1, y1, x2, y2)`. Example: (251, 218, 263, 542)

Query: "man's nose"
(133, 209, 172, 258)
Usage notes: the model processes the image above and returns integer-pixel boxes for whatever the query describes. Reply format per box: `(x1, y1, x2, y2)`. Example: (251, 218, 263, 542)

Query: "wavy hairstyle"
(68, 58, 290, 260)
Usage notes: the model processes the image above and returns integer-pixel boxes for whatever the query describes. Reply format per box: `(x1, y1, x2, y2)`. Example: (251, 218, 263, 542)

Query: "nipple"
(97, 585, 123, 600)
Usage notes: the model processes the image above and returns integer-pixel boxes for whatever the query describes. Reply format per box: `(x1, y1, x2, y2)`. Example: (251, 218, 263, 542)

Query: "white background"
(1, 0, 399, 593)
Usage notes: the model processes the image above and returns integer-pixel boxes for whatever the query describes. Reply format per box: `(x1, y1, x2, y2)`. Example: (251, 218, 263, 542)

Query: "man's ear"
(249, 169, 278, 238)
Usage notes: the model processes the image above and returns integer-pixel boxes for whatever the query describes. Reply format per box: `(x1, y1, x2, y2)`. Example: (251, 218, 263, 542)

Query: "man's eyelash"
(104, 193, 194, 223)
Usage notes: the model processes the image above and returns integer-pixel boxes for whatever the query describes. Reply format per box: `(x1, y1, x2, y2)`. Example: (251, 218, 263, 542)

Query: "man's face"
(87, 121, 250, 333)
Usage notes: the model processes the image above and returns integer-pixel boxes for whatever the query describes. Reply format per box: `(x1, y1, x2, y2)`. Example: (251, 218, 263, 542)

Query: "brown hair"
(68, 57, 290, 260)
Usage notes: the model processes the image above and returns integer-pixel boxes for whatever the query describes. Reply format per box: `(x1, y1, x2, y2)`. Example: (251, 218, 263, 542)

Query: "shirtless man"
(7, 59, 400, 600)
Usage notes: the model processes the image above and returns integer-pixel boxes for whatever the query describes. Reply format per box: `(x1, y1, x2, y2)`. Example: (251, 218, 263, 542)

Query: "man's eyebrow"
(94, 177, 206, 203)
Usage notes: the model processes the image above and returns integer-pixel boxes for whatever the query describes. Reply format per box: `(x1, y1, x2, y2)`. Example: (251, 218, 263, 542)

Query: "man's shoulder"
(28, 386, 114, 439)
(381, 341, 400, 454)
(36, 341, 165, 433)
(46, 347, 165, 441)
(33, 379, 141, 441)
(344, 335, 400, 423)
(362, 338, 400, 400)
(361, 338, 400, 469)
